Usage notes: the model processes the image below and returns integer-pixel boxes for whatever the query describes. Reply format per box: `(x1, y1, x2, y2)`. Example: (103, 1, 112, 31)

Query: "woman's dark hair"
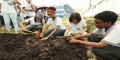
(47, 6, 56, 11)
(34, 17, 42, 23)
(69, 12, 81, 22)
(94, 11, 118, 24)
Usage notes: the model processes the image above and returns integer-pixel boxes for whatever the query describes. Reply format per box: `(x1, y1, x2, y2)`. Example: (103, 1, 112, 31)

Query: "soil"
(0, 33, 88, 60)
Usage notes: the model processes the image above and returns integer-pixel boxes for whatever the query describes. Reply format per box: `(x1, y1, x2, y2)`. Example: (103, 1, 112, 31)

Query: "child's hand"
(78, 31, 84, 35)
(29, 25, 33, 28)
(22, 28, 27, 31)
(41, 37, 48, 40)
(69, 39, 78, 43)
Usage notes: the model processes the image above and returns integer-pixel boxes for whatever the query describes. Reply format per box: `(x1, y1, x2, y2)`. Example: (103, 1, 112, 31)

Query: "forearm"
(75, 33, 93, 39)
(64, 30, 70, 36)
(76, 40, 108, 48)
(14, 0, 21, 5)
(82, 27, 87, 33)
(47, 29, 57, 38)
(20, 22, 26, 29)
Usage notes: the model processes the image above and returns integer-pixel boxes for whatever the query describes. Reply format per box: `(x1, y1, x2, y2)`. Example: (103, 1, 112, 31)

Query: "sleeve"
(56, 18, 62, 26)
(91, 28, 100, 34)
(101, 29, 120, 46)
(25, 18, 30, 23)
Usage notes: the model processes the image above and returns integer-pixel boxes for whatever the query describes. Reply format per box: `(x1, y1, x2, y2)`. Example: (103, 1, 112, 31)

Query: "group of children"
(21, 6, 120, 60)
(0, 0, 120, 60)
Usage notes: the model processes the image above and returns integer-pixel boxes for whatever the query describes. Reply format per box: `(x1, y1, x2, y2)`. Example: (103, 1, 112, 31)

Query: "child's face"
(72, 19, 78, 24)
(36, 18, 42, 22)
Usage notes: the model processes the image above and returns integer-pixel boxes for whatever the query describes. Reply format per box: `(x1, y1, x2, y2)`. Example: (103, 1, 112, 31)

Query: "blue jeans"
(2, 13, 18, 32)
(44, 29, 66, 36)
(27, 25, 42, 32)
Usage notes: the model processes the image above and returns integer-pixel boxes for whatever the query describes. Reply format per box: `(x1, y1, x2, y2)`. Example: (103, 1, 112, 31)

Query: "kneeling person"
(40, 7, 66, 40)
(64, 12, 87, 40)
(20, 11, 44, 32)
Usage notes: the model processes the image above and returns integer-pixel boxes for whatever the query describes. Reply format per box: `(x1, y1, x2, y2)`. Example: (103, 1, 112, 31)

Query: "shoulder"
(27, 17, 34, 21)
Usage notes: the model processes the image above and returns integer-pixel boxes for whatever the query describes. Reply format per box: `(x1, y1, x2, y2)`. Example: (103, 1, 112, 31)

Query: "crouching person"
(64, 12, 87, 40)
(20, 11, 44, 32)
(40, 6, 66, 40)
(69, 11, 120, 60)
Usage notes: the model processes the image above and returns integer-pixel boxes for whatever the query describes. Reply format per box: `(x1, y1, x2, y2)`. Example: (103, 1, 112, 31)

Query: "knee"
(88, 36, 95, 42)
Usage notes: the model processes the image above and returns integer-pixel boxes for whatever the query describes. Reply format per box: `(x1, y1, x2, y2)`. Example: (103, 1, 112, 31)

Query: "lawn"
(0, 18, 96, 33)
(0, 18, 68, 33)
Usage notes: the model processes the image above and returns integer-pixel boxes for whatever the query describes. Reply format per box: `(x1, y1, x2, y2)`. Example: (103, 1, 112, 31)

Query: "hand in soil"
(41, 37, 48, 40)
(69, 38, 79, 43)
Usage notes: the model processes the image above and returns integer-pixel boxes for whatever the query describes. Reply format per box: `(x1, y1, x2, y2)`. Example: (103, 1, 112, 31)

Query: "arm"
(79, 26, 87, 34)
(20, 21, 26, 30)
(75, 33, 93, 39)
(69, 39, 108, 48)
(17, 5, 21, 16)
(14, 0, 21, 5)
(46, 26, 59, 38)
(41, 25, 49, 35)
(26, 5, 36, 11)
(64, 25, 70, 36)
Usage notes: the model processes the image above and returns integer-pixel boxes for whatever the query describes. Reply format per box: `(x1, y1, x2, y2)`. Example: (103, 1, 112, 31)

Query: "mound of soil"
(0, 33, 88, 60)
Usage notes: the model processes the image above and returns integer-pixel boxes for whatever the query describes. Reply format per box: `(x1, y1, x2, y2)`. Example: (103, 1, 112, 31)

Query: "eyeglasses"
(94, 22, 105, 24)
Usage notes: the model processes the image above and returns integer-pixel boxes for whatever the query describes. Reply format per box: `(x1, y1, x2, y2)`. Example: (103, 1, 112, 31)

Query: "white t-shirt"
(46, 17, 66, 30)
(25, 17, 44, 27)
(92, 24, 120, 47)
(0, 0, 16, 14)
(67, 20, 87, 32)
(26, 3, 36, 17)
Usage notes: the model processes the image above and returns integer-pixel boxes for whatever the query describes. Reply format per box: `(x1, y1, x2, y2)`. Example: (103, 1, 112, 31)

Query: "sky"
(21, 0, 101, 10)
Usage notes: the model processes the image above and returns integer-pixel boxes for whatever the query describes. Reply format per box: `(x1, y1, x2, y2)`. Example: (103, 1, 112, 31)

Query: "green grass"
(0, 18, 68, 33)
(0, 18, 96, 33)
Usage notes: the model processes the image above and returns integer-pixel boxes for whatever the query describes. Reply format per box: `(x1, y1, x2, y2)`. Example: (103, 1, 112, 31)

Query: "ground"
(0, 33, 88, 60)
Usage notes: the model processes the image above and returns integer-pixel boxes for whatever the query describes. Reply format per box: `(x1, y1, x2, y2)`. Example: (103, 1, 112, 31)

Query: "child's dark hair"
(69, 12, 81, 22)
(47, 6, 56, 11)
(94, 11, 118, 24)
(34, 17, 42, 23)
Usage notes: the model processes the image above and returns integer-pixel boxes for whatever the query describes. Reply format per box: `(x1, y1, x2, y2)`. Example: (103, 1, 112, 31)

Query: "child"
(69, 11, 120, 60)
(40, 7, 66, 40)
(64, 12, 87, 40)
(20, 11, 44, 32)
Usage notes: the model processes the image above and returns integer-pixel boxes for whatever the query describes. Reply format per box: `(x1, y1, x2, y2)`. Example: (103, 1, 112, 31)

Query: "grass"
(0, 18, 68, 33)
(0, 18, 96, 33)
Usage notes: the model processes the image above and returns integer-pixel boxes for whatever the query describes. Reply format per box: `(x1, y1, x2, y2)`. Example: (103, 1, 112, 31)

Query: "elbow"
(95, 44, 108, 48)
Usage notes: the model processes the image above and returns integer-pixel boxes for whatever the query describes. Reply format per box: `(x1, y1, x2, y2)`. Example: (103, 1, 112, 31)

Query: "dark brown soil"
(0, 33, 88, 60)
